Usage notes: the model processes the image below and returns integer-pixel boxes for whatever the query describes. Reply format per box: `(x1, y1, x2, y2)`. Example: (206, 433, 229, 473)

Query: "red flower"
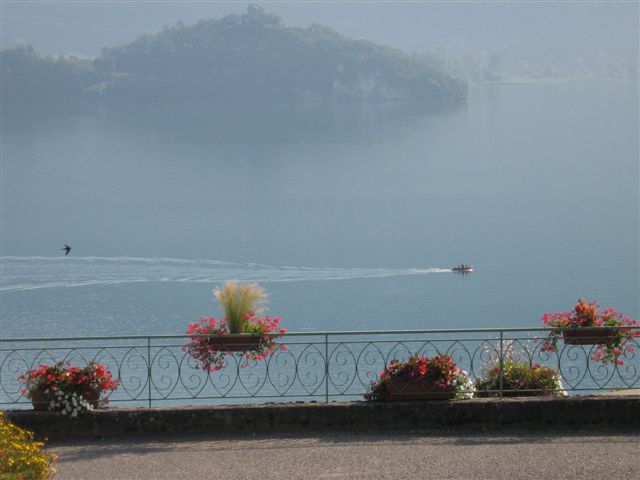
(540, 299, 638, 365)
(183, 314, 286, 372)
(18, 360, 118, 403)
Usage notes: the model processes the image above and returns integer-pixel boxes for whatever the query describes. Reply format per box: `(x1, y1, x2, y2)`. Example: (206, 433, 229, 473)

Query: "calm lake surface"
(1, 82, 638, 338)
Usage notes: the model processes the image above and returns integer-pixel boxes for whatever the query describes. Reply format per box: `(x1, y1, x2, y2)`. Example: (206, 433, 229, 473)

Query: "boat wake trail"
(0, 256, 451, 292)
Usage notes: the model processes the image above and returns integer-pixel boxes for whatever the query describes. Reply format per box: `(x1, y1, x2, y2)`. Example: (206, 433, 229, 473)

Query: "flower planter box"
(206, 334, 263, 352)
(29, 387, 51, 411)
(366, 354, 470, 402)
(385, 382, 455, 401)
(84, 390, 100, 408)
(30, 388, 101, 411)
(562, 328, 615, 345)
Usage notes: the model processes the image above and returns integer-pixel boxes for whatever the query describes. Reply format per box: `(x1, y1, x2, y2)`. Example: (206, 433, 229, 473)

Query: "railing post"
(499, 331, 504, 398)
(147, 337, 152, 408)
(324, 334, 329, 403)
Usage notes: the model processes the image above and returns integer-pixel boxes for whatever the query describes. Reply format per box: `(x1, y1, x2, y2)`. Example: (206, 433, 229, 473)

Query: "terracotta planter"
(385, 382, 455, 401)
(83, 390, 101, 408)
(562, 328, 615, 345)
(29, 387, 52, 411)
(30, 387, 101, 411)
(206, 334, 263, 352)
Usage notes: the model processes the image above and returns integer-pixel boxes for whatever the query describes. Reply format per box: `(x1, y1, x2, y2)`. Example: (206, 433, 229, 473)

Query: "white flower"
(556, 377, 569, 397)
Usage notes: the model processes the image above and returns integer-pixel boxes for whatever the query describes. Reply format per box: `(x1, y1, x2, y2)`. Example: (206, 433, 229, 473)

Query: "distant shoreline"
(476, 77, 637, 87)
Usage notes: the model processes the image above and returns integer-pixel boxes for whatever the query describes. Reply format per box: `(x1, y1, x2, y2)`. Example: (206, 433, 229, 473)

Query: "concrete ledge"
(5, 396, 640, 441)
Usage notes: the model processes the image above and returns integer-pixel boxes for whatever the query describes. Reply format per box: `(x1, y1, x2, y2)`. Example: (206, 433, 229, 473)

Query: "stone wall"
(5, 396, 640, 441)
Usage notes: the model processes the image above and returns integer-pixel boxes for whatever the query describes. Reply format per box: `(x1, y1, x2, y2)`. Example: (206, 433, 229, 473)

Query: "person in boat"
(454, 264, 472, 271)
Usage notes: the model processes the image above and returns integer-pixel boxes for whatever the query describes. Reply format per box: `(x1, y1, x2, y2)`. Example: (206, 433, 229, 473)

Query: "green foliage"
(1, 45, 94, 104)
(474, 360, 567, 397)
(2, 5, 466, 105)
(421, 49, 503, 84)
(421, 47, 638, 85)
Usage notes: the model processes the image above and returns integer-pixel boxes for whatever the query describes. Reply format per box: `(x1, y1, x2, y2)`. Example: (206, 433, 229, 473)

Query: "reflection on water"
(2, 98, 466, 143)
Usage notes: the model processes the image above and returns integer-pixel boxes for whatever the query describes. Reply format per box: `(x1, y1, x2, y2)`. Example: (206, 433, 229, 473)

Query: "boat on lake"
(452, 264, 474, 273)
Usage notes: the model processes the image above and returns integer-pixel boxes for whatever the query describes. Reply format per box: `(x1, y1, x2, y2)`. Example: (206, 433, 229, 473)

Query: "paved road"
(48, 431, 639, 480)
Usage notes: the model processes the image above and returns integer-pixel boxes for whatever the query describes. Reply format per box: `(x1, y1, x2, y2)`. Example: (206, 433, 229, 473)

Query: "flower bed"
(0, 412, 57, 479)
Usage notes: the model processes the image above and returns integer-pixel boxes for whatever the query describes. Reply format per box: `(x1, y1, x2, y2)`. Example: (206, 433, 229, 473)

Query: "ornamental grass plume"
(213, 281, 267, 334)
(0, 412, 57, 480)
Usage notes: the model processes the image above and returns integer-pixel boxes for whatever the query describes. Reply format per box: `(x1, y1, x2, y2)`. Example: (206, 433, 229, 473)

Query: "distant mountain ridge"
(1, 5, 466, 105)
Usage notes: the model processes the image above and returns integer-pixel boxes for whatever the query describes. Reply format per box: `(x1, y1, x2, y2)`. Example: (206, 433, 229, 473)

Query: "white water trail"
(0, 256, 451, 292)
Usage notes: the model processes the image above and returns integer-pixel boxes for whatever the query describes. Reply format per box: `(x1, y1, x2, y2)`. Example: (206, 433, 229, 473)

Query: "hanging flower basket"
(540, 299, 639, 364)
(205, 334, 263, 352)
(184, 316, 286, 371)
(561, 328, 616, 345)
(184, 282, 287, 372)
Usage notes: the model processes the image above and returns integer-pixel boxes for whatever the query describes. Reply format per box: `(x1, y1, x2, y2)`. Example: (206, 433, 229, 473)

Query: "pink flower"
(183, 312, 286, 371)
(542, 299, 638, 365)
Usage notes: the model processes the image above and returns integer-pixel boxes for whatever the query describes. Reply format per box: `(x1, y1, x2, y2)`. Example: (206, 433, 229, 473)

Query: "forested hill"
(2, 5, 467, 105)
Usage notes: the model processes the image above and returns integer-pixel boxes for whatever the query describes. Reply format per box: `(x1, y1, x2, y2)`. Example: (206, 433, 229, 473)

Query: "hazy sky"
(1, 1, 638, 68)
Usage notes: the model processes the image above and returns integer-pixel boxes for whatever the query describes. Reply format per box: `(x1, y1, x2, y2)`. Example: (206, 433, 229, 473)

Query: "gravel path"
(49, 431, 639, 480)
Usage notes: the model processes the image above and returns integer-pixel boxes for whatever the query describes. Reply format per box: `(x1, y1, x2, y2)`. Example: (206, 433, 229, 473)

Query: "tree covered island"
(2, 5, 467, 106)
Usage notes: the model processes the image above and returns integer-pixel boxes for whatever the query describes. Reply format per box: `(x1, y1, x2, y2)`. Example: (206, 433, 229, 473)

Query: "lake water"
(1, 81, 638, 339)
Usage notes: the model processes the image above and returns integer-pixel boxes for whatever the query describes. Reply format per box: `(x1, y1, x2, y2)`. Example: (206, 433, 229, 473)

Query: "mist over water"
(1, 82, 638, 337)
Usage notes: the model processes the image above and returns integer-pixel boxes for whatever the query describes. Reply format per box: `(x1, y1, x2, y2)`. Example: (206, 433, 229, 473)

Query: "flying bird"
(61, 244, 71, 256)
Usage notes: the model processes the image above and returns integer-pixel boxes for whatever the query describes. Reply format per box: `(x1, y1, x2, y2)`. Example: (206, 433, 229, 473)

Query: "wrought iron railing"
(1, 327, 638, 408)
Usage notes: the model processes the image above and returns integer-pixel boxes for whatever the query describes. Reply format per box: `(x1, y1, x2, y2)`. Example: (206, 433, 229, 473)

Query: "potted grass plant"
(183, 281, 287, 372)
